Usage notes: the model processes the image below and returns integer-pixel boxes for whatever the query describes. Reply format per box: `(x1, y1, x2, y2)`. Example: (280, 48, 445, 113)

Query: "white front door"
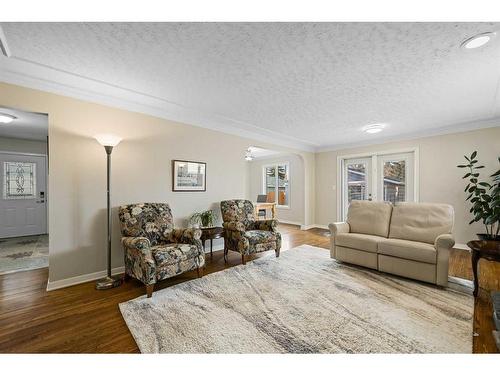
(0, 153, 47, 238)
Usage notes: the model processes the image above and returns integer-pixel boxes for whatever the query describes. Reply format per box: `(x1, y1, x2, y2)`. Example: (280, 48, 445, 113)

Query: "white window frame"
(262, 162, 290, 209)
(336, 147, 419, 221)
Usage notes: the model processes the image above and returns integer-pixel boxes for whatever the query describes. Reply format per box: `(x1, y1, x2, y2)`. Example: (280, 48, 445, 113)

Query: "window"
(263, 163, 289, 207)
(338, 151, 417, 220)
(3, 161, 37, 199)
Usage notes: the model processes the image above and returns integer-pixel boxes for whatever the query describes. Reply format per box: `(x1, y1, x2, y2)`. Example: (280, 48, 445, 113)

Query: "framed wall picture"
(172, 160, 207, 192)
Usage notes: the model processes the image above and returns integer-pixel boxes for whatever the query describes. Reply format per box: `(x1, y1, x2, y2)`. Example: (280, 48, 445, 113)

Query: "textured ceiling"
(1, 22, 500, 149)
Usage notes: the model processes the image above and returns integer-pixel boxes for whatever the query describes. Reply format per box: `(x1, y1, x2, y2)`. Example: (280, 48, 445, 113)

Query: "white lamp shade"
(95, 134, 122, 147)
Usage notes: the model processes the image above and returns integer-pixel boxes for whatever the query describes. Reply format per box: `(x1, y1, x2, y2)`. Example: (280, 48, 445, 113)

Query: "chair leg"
(123, 272, 130, 282)
(275, 248, 280, 258)
(146, 284, 154, 298)
(197, 266, 203, 278)
(241, 254, 246, 265)
(224, 245, 228, 263)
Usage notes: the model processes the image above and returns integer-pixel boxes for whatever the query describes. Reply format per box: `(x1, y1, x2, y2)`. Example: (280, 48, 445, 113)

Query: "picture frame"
(172, 160, 206, 192)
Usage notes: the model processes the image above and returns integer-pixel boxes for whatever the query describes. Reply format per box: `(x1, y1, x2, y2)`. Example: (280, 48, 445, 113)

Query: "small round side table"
(467, 240, 500, 297)
(200, 227, 224, 257)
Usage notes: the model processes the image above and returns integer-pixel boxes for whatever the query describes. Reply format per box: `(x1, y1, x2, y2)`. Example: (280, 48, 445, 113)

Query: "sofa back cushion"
(347, 200, 393, 238)
(389, 202, 454, 244)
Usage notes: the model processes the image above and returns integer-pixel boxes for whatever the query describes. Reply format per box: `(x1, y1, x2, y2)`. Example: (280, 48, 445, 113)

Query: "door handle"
(36, 200, 45, 203)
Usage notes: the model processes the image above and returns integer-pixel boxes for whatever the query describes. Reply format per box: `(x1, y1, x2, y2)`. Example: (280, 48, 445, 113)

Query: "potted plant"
(458, 152, 500, 241)
(188, 209, 218, 228)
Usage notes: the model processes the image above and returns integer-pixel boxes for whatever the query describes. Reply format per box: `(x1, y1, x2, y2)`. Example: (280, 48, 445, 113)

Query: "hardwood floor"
(0, 224, 498, 353)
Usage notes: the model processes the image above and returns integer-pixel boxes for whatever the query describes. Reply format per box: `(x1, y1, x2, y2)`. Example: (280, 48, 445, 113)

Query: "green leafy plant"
(458, 152, 500, 239)
(188, 210, 218, 228)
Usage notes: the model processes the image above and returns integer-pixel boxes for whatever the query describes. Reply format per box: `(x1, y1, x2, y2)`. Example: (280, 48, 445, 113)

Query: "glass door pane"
(343, 158, 372, 219)
(377, 153, 414, 203)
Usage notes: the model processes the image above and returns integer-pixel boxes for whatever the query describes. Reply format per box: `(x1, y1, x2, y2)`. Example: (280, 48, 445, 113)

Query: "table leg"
(210, 238, 213, 257)
(472, 250, 480, 297)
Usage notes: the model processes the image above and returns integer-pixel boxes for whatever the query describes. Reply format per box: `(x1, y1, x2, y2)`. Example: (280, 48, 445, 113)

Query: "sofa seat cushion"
(378, 238, 437, 264)
(151, 243, 201, 266)
(335, 233, 386, 253)
(244, 230, 276, 245)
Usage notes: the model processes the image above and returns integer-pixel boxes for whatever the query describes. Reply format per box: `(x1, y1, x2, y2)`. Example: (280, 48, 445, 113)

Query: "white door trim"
(336, 147, 419, 221)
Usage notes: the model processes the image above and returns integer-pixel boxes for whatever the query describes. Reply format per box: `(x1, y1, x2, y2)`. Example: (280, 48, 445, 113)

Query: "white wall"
(315, 126, 500, 244)
(0, 82, 314, 285)
(0, 137, 47, 155)
(247, 154, 305, 225)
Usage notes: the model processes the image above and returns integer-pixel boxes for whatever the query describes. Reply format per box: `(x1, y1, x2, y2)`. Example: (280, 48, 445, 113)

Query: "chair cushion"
(244, 230, 276, 245)
(347, 200, 393, 238)
(389, 202, 454, 244)
(378, 238, 437, 264)
(335, 233, 386, 253)
(151, 243, 201, 266)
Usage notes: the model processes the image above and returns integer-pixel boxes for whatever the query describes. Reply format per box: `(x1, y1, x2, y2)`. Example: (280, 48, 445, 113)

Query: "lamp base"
(95, 275, 123, 290)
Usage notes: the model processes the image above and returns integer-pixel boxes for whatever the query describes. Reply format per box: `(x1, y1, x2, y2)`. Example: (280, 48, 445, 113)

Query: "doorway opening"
(0, 106, 48, 275)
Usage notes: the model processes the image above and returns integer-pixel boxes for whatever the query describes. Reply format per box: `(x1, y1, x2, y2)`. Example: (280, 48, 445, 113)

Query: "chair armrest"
(122, 236, 151, 253)
(435, 234, 455, 250)
(168, 228, 202, 245)
(250, 219, 279, 232)
(329, 222, 350, 236)
(223, 221, 246, 233)
(121, 236, 156, 285)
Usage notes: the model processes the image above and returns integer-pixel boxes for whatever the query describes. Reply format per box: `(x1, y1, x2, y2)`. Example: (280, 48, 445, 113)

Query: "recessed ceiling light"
(461, 32, 496, 49)
(0, 113, 16, 124)
(362, 124, 386, 134)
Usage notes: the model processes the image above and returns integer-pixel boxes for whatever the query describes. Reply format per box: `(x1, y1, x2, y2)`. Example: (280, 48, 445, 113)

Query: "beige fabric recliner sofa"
(329, 201, 455, 286)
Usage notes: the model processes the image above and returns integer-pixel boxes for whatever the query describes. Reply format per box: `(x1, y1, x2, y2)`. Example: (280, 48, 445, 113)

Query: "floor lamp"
(95, 134, 123, 290)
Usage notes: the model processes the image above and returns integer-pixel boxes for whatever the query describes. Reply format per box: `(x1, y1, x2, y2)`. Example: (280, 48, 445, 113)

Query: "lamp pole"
(95, 137, 123, 290)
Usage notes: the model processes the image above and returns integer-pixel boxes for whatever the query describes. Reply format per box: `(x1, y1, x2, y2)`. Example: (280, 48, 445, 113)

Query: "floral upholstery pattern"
(220, 199, 281, 258)
(119, 203, 205, 294)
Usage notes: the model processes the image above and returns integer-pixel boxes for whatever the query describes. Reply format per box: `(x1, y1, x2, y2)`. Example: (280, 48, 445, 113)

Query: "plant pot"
(477, 233, 500, 241)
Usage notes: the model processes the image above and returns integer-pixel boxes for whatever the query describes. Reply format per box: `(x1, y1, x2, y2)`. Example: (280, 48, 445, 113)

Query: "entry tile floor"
(0, 235, 48, 275)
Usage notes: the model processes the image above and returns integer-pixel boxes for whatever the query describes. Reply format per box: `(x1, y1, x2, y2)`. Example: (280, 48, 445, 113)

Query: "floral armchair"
(220, 199, 281, 264)
(118, 203, 205, 297)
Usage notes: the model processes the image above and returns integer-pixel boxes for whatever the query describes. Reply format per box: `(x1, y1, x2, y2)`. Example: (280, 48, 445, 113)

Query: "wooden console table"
(254, 202, 276, 220)
(467, 240, 500, 297)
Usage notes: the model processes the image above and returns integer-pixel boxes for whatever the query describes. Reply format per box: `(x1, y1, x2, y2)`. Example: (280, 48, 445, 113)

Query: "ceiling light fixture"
(362, 123, 386, 134)
(461, 32, 496, 49)
(0, 113, 16, 124)
(245, 148, 254, 161)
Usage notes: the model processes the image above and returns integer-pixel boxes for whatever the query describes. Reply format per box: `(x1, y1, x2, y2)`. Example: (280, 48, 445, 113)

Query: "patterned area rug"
(0, 235, 48, 275)
(119, 245, 473, 353)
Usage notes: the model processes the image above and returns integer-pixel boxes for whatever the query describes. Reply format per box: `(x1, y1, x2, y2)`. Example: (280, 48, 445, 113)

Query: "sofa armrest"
(121, 236, 156, 285)
(435, 234, 455, 250)
(249, 219, 279, 232)
(434, 234, 454, 287)
(329, 222, 350, 236)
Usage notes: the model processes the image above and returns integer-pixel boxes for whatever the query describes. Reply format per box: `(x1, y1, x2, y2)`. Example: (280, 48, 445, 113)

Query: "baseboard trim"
(279, 220, 303, 227)
(301, 224, 330, 231)
(46, 266, 125, 291)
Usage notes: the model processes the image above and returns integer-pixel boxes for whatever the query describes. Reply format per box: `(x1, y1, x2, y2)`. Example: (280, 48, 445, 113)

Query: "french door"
(340, 151, 416, 220)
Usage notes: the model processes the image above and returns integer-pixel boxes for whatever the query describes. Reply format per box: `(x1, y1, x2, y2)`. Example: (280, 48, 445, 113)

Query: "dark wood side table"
(468, 240, 500, 297)
(200, 227, 224, 257)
